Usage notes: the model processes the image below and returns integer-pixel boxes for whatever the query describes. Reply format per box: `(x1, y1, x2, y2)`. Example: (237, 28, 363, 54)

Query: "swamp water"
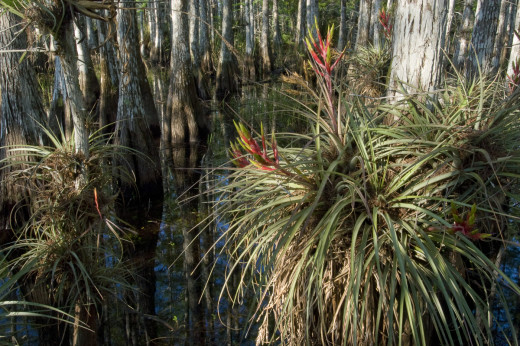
(2, 79, 519, 345)
(102, 84, 307, 345)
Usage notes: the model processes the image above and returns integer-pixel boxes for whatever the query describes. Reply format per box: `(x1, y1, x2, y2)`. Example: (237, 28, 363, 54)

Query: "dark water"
(1, 79, 518, 345)
(150, 86, 297, 345)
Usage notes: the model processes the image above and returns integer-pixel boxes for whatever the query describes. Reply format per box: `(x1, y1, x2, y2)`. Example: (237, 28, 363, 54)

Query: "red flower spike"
(306, 22, 342, 135)
(379, 8, 392, 39)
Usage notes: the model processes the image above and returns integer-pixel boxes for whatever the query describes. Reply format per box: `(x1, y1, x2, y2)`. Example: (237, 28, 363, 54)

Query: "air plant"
(507, 57, 520, 94)
(379, 7, 393, 39)
(449, 202, 491, 240)
(214, 22, 520, 346)
(230, 121, 280, 171)
(306, 21, 344, 136)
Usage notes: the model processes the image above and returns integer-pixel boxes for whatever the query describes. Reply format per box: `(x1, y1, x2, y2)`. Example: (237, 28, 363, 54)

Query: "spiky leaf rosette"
(1, 125, 135, 323)
(214, 77, 520, 345)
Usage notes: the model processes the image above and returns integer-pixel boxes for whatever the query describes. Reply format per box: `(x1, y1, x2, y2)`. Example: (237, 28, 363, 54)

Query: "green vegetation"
(0, 125, 134, 342)
(214, 26, 520, 345)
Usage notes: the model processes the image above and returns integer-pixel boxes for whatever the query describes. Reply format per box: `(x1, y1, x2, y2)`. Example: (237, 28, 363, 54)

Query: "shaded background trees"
(2, 0, 520, 344)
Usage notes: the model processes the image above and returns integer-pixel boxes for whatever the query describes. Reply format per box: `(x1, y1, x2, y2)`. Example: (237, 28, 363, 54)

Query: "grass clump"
(213, 25, 520, 345)
(0, 125, 134, 341)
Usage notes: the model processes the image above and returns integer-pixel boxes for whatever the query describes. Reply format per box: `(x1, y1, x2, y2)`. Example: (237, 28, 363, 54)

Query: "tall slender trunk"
(74, 16, 100, 113)
(116, 2, 163, 344)
(199, 0, 213, 74)
(216, 0, 238, 99)
(168, 0, 208, 145)
(150, 0, 166, 64)
(370, 0, 382, 48)
(338, 0, 347, 50)
(492, 0, 511, 72)
(59, 20, 90, 161)
(507, 2, 520, 78)
(306, 0, 318, 36)
(190, 0, 210, 99)
(387, 0, 449, 102)
(295, 0, 306, 49)
(355, 0, 372, 49)
(0, 10, 46, 235)
(444, 0, 456, 54)
(453, 0, 475, 71)
(244, 0, 256, 79)
(97, 11, 119, 132)
(260, 0, 271, 77)
(466, 0, 502, 79)
(272, 0, 281, 54)
(85, 16, 98, 49)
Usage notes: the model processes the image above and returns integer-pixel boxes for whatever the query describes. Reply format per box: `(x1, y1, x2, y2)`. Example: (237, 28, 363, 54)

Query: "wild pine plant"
(215, 24, 520, 345)
(0, 125, 134, 341)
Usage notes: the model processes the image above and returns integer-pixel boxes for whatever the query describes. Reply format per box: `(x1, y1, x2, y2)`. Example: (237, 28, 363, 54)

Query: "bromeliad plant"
(214, 23, 520, 346)
(0, 125, 134, 342)
(306, 21, 344, 137)
(230, 121, 281, 171)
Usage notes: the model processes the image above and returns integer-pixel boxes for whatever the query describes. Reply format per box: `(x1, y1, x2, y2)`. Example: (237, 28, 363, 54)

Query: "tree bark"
(465, 0, 502, 79)
(338, 0, 347, 50)
(260, 0, 271, 77)
(216, 0, 238, 99)
(0, 11, 46, 235)
(199, 0, 213, 74)
(57, 20, 91, 162)
(370, 0, 382, 48)
(306, 0, 318, 37)
(355, 0, 372, 49)
(97, 10, 119, 132)
(149, 0, 166, 64)
(272, 0, 282, 54)
(116, 3, 163, 343)
(492, 0, 511, 72)
(507, 1, 520, 78)
(387, 0, 449, 102)
(453, 0, 475, 71)
(74, 15, 100, 114)
(244, 0, 256, 79)
(190, 0, 210, 99)
(295, 0, 306, 49)
(168, 0, 208, 145)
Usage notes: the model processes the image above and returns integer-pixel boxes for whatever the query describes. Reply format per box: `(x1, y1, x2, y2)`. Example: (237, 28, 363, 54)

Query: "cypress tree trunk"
(492, 0, 511, 72)
(295, 0, 306, 49)
(58, 20, 90, 161)
(337, 0, 347, 50)
(507, 3, 520, 79)
(74, 15, 100, 112)
(370, 0, 382, 48)
(190, 0, 210, 99)
(199, 0, 213, 74)
(355, 0, 372, 49)
(168, 0, 208, 145)
(216, 0, 238, 99)
(0, 11, 46, 238)
(387, 0, 449, 102)
(465, 0, 502, 79)
(260, 0, 271, 77)
(244, 0, 256, 80)
(97, 11, 119, 132)
(272, 0, 281, 54)
(116, 2, 163, 343)
(453, 0, 475, 71)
